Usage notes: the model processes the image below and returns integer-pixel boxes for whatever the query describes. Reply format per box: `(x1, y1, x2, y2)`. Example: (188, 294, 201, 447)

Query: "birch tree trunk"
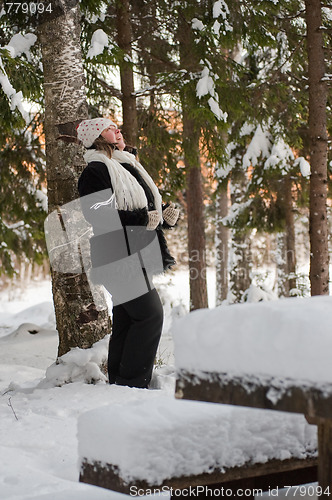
(276, 174, 297, 297)
(38, 0, 111, 358)
(305, 0, 329, 296)
(116, 0, 137, 145)
(215, 183, 229, 305)
(229, 173, 252, 303)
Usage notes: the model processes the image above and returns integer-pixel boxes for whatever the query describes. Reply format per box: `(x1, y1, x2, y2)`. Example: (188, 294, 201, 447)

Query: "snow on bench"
(174, 296, 332, 418)
(173, 295, 332, 491)
(78, 397, 317, 495)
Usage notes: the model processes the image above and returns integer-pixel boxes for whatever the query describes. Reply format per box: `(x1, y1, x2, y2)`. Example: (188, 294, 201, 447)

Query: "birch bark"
(38, 0, 111, 358)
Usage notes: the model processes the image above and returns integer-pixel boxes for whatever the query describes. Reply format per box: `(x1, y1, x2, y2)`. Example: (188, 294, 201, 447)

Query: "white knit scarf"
(112, 149, 163, 218)
(84, 149, 162, 217)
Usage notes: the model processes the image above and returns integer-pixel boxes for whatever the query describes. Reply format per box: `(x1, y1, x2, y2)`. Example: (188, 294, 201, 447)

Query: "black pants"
(107, 288, 164, 388)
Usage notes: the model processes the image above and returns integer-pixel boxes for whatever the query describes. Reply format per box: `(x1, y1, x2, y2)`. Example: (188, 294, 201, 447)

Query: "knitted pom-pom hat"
(76, 118, 116, 148)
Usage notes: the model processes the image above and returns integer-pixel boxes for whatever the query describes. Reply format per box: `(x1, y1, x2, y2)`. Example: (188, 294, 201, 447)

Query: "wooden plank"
(175, 370, 332, 419)
(79, 457, 317, 495)
(318, 421, 332, 495)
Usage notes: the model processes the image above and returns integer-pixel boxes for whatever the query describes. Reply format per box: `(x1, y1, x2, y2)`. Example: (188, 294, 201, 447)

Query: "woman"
(76, 117, 179, 389)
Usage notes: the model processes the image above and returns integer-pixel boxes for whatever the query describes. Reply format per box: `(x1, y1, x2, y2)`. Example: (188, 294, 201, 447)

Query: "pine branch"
(131, 45, 179, 72)
(85, 68, 122, 99)
(275, 9, 306, 20)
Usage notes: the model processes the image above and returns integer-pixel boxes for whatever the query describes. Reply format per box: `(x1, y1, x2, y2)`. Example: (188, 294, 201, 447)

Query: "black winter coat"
(77, 160, 176, 273)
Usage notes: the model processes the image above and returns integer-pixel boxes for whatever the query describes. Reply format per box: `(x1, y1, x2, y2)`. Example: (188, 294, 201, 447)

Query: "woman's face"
(101, 124, 125, 149)
(101, 124, 118, 144)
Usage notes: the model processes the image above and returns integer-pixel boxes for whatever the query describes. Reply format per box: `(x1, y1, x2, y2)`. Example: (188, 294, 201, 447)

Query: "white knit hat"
(76, 118, 117, 148)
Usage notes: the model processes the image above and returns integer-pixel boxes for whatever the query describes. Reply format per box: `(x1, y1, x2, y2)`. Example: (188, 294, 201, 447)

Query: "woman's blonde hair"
(89, 135, 115, 158)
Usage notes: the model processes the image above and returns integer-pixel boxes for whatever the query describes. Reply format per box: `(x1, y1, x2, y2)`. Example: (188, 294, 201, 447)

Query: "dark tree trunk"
(38, 0, 111, 358)
(116, 0, 137, 145)
(215, 183, 229, 305)
(184, 115, 209, 311)
(305, 0, 329, 296)
(178, 13, 208, 311)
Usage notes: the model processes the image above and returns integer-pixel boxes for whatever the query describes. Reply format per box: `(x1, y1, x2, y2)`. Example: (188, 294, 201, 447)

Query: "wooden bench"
(79, 296, 332, 496)
(173, 296, 332, 495)
(78, 397, 317, 498)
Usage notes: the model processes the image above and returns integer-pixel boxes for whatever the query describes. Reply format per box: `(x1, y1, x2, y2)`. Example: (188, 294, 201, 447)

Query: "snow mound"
(12, 301, 55, 326)
(173, 295, 332, 385)
(37, 335, 110, 388)
(2, 322, 55, 341)
(78, 397, 316, 485)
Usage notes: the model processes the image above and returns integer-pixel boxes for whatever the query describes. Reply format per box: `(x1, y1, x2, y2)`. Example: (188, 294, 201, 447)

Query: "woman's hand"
(163, 202, 179, 226)
(147, 210, 162, 230)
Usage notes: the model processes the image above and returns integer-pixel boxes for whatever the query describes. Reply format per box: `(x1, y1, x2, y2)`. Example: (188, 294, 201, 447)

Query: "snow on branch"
(264, 138, 295, 172)
(213, 0, 232, 35)
(0, 32, 37, 122)
(222, 199, 252, 226)
(196, 65, 227, 122)
(294, 157, 311, 177)
(87, 29, 110, 59)
(242, 124, 309, 177)
(243, 125, 272, 169)
(4, 33, 37, 61)
(0, 56, 29, 122)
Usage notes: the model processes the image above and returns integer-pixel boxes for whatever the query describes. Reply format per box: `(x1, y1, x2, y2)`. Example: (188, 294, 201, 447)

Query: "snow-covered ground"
(0, 270, 320, 499)
(0, 271, 193, 500)
(0, 279, 160, 499)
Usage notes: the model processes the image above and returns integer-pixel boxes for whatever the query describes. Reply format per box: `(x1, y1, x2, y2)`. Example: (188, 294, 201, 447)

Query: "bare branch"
(7, 397, 18, 421)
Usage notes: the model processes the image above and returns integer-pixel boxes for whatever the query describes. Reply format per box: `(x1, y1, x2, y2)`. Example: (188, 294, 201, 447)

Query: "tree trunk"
(178, 13, 208, 311)
(215, 182, 229, 305)
(38, 0, 111, 358)
(229, 229, 252, 303)
(305, 0, 329, 296)
(285, 175, 297, 293)
(184, 119, 209, 311)
(116, 0, 137, 145)
(276, 232, 289, 297)
(276, 175, 297, 297)
(229, 171, 252, 303)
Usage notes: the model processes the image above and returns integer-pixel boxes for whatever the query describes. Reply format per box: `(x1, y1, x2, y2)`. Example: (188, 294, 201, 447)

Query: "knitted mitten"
(163, 202, 179, 226)
(147, 210, 161, 230)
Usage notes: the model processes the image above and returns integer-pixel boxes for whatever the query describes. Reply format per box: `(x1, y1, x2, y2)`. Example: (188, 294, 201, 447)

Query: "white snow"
(264, 137, 295, 172)
(295, 156, 311, 178)
(243, 125, 272, 169)
(196, 66, 227, 121)
(173, 295, 332, 386)
(208, 96, 228, 121)
(192, 18, 205, 31)
(0, 279, 175, 499)
(213, 0, 229, 19)
(212, 0, 233, 33)
(0, 56, 30, 122)
(0, 274, 322, 499)
(78, 397, 316, 486)
(4, 33, 37, 61)
(87, 29, 109, 59)
(196, 67, 215, 99)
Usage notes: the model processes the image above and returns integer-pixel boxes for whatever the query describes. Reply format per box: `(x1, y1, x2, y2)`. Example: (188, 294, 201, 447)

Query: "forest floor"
(0, 271, 318, 499)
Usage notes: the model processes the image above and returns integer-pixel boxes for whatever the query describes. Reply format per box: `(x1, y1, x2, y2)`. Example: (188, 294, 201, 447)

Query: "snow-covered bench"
(174, 296, 332, 492)
(78, 296, 332, 495)
(78, 397, 317, 496)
